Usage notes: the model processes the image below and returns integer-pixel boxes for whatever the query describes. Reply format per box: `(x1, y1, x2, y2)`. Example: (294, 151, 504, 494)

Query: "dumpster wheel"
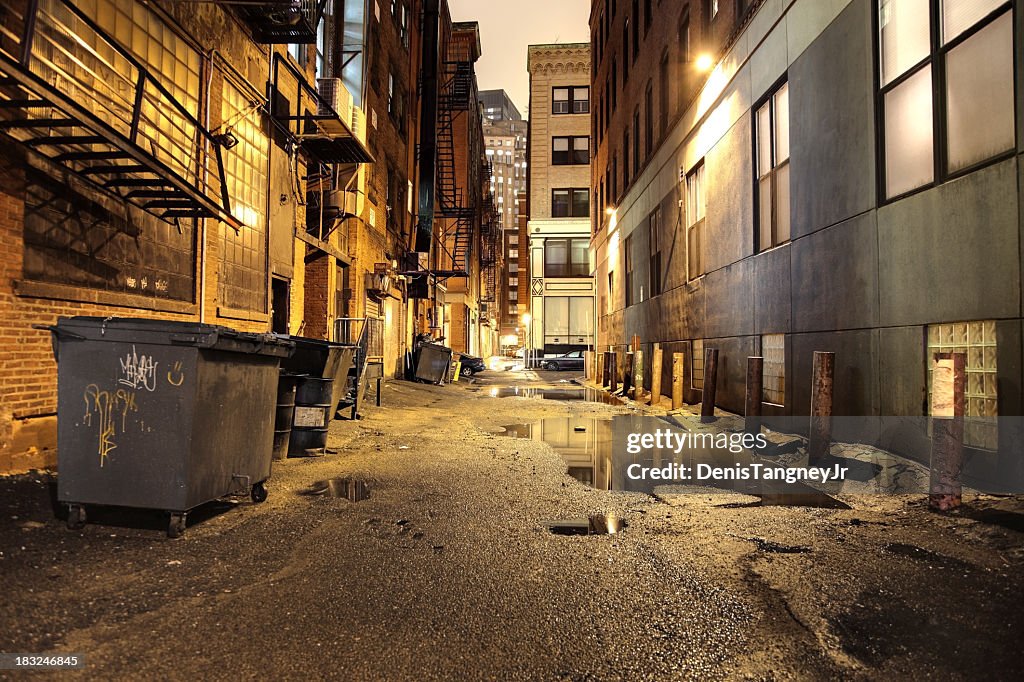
(66, 504, 86, 531)
(167, 512, 187, 539)
(251, 481, 268, 504)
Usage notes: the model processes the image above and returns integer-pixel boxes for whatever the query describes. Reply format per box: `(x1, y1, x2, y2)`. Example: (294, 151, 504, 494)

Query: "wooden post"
(623, 352, 634, 397)
(672, 352, 684, 410)
(745, 356, 763, 436)
(603, 351, 612, 388)
(608, 351, 618, 393)
(631, 334, 641, 352)
(651, 344, 663, 408)
(930, 352, 966, 512)
(596, 352, 604, 386)
(808, 351, 835, 465)
(700, 348, 719, 423)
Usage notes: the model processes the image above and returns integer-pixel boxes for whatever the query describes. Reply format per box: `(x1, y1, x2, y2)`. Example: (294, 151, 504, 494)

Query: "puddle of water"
(501, 417, 848, 508)
(484, 386, 621, 405)
(547, 513, 626, 536)
(303, 478, 370, 501)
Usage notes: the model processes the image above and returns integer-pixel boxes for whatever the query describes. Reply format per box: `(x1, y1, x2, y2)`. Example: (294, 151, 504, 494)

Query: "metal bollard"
(700, 348, 719, 423)
(808, 351, 835, 465)
(672, 352, 684, 410)
(745, 356, 763, 436)
(651, 345, 663, 408)
(929, 352, 965, 511)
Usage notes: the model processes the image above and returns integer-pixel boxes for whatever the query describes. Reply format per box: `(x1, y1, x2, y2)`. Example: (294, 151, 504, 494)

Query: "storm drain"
(547, 513, 626, 536)
(303, 478, 370, 501)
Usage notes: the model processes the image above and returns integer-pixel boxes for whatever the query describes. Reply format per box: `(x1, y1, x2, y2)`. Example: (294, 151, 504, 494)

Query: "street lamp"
(521, 313, 532, 368)
(695, 53, 714, 72)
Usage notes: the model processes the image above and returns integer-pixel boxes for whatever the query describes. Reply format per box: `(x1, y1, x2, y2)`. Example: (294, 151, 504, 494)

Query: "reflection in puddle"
(547, 513, 626, 536)
(484, 386, 621, 405)
(303, 478, 370, 501)
(502, 417, 847, 508)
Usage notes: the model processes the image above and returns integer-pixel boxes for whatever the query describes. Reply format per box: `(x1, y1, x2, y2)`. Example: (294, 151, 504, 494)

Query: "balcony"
(238, 0, 326, 44)
(0, 0, 238, 228)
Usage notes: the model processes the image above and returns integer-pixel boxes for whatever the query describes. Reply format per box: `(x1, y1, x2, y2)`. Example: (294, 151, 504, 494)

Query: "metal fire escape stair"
(434, 60, 475, 275)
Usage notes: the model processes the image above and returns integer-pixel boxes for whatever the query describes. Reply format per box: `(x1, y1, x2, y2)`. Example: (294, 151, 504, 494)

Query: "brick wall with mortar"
(0, 2, 318, 474)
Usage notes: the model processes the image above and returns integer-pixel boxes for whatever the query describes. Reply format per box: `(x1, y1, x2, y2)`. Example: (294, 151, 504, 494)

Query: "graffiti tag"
(167, 361, 185, 387)
(119, 345, 159, 392)
(83, 384, 138, 467)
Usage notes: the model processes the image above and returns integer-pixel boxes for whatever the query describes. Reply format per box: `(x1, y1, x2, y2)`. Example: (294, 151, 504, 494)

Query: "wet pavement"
(0, 368, 1023, 679)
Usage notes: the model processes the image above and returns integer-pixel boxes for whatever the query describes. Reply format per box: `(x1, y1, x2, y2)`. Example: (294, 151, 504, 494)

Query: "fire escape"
(479, 162, 498, 306)
(434, 58, 474, 276)
(0, 0, 239, 228)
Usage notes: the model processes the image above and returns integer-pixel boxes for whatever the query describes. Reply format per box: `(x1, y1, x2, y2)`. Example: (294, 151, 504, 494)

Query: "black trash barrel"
(289, 376, 333, 455)
(48, 317, 293, 537)
(278, 336, 356, 419)
(274, 374, 299, 460)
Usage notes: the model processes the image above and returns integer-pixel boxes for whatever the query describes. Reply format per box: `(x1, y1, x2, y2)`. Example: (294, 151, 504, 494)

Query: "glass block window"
(927, 320, 997, 449)
(691, 339, 704, 390)
(762, 334, 785, 405)
(219, 77, 269, 312)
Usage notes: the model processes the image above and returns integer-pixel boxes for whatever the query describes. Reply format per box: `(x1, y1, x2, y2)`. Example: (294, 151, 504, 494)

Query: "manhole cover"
(303, 478, 370, 501)
(547, 513, 626, 536)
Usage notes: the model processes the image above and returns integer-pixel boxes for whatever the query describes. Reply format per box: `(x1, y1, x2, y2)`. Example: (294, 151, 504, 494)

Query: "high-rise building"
(526, 43, 595, 361)
(479, 89, 522, 122)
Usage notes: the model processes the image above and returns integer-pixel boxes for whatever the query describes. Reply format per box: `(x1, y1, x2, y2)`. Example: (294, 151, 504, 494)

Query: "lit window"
(927, 321, 998, 449)
(692, 339, 704, 390)
(762, 334, 785, 405)
(755, 81, 790, 252)
(878, 0, 1015, 199)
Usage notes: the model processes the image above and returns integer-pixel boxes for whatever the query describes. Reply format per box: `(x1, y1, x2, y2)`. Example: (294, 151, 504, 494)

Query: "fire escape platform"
(0, 1, 240, 230)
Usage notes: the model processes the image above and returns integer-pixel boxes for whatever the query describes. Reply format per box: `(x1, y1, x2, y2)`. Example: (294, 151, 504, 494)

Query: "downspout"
(199, 49, 221, 324)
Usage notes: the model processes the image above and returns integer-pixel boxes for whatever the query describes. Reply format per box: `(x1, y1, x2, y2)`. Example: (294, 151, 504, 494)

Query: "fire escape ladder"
(434, 59, 475, 276)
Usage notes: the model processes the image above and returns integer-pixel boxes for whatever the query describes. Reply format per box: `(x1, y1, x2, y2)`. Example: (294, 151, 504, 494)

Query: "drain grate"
(547, 513, 626, 536)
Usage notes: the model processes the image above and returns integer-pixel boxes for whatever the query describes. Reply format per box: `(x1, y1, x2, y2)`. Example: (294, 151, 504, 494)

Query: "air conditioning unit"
(317, 78, 352, 123)
(365, 272, 391, 294)
(325, 189, 361, 217)
(350, 107, 367, 143)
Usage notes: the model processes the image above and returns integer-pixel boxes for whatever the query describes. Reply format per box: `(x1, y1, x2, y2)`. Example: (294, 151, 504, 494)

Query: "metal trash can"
(279, 336, 357, 419)
(289, 376, 333, 455)
(273, 373, 300, 460)
(415, 343, 453, 383)
(47, 317, 294, 537)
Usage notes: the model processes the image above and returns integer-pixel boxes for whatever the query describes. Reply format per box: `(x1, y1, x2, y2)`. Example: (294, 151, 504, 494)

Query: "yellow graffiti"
(167, 361, 185, 387)
(83, 384, 138, 467)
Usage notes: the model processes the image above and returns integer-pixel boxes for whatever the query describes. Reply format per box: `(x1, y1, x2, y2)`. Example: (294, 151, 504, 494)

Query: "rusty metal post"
(631, 334, 641, 352)
(623, 352, 634, 396)
(745, 356, 763, 436)
(930, 352, 966, 512)
(603, 351, 612, 388)
(596, 352, 604, 386)
(700, 348, 719, 423)
(651, 344, 663, 407)
(634, 350, 644, 401)
(808, 351, 835, 465)
(608, 351, 618, 393)
(672, 352, 684, 410)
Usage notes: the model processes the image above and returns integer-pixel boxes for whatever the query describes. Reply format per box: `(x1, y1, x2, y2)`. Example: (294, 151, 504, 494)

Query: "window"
(685, 162, 706, 279)
(644, 82, 654, 159)
(399, 3, 409, 48)
(632, 108, 641, 178)
(762, 334, 785, 405)
(649, 208, 662, 296)
(544, 239, 590, 277)
(622, 19, 630, 82)
(878, 0, 1015, 200)
(553, 86, 590, 114)
(552, 136, 589, 165)
(692, 339, 705, 390)
(622, 132, 630, 185)
(927, 321, 998, 449)
(624, 234, 635, 307)
(755, 81, 790, 252)
(552, 189, 590, 218)
(611, 60, 618, 110)
(607, 271, 615, 311)
(659, 51, 670, 140)
(677, 12, 690, 113)
(632, 0, 640, 60)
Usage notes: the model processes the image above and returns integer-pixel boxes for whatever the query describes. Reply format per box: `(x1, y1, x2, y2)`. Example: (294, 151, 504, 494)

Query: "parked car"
(458, 353, 486, 377)
(541, 350, 585, 372)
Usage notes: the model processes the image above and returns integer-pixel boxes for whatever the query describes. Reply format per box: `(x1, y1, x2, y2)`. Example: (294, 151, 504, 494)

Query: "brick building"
(0, 0, 371, 473)
(526, 43, 595, 361)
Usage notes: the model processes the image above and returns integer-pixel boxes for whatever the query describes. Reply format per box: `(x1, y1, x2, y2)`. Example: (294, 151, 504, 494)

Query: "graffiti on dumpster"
(166, 361, 185, 387)
(82, 384, 138, 467)
(119, 345, 159, 392)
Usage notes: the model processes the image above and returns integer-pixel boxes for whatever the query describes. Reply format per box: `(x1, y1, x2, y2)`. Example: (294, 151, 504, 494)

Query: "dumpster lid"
(54, 317, 294, 357)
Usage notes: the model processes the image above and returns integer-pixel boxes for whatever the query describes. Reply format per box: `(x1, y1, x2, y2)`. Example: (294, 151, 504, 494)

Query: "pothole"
(302, 478, 370, 501)
(547, 513, 626, 536)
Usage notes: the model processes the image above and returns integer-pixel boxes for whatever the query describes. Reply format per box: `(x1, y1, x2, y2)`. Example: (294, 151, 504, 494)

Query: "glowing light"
(605, 207, 616, 215)
(695, 53, 714, 72)
(521, 313, 532, 326)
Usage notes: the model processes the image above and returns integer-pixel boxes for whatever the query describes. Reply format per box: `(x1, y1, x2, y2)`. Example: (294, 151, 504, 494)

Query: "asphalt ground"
(1, 368, 1022, 680)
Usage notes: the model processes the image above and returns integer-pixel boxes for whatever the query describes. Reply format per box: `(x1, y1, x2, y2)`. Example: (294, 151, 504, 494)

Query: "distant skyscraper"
(479, 89, 522, 122)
